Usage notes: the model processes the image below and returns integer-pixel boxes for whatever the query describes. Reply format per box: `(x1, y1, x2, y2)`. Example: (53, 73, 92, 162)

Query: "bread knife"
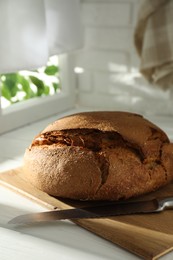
(8, 197, 173, 225)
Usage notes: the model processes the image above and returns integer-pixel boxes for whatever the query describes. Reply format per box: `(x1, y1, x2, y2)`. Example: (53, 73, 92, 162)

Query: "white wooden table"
(0, 108, 173, 260)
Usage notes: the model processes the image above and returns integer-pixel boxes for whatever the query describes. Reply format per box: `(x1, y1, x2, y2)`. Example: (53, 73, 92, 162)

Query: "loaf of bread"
(23, 111, 173, 200)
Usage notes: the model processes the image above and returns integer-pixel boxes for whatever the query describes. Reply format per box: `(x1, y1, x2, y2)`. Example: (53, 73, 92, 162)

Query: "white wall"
(72, 0, 173, 116)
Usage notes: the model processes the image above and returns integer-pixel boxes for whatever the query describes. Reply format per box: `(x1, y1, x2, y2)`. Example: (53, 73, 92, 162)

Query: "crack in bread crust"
(32, 129, 144, 159)
(159, 144, 168, 182)
(94, 152, 110, 194)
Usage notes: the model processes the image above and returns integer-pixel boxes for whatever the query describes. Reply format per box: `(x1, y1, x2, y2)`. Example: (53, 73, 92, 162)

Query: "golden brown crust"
(23, 111, 173, 200)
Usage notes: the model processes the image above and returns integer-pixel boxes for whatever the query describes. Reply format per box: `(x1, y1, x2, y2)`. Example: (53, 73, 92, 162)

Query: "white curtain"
(0, 0, 83, 73)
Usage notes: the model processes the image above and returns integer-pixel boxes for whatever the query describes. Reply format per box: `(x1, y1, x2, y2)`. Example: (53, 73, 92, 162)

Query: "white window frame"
(0, 54, 76, 135)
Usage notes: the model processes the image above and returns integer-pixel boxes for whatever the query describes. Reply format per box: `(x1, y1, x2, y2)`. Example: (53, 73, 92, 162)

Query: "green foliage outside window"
(0, 56, 60, 109)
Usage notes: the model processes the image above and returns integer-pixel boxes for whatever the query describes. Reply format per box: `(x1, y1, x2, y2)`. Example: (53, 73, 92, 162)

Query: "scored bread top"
(41, 111, 169, 148)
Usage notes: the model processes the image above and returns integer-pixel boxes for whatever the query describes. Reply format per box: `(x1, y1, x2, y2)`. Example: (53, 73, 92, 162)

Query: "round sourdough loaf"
(23, 111, 173, 200)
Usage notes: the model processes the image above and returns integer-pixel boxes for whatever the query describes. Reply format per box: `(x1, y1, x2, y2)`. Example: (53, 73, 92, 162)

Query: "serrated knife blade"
(8, 197, 173, 225)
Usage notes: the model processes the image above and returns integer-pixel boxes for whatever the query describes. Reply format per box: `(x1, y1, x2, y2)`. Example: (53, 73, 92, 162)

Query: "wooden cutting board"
(1, 167, 173, 260)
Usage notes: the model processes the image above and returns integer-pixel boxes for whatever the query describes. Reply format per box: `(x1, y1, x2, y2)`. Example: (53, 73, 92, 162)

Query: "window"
(0, 54, 76, 134)
(1, 56, 61, 109)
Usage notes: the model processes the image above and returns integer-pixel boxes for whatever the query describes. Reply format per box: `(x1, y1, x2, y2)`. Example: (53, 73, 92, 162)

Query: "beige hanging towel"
(134, 0, 173, 89)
